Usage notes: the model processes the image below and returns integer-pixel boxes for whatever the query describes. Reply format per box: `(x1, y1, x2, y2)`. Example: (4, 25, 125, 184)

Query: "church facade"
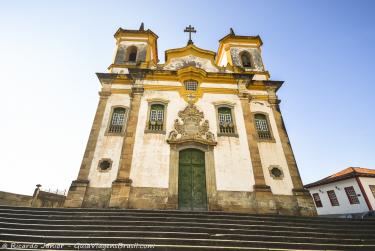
(64, 25, 316, 216)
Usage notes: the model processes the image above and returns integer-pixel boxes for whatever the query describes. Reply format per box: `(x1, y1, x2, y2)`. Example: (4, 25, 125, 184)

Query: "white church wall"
(359, 177, 375, 210)
(217, 51, 228, 67)
(130, 86, 255, 191)
(250, 100, 294, 195)
(200, 83, 237, 89)
(143, 80, 181, 87)
(130, 89, 186, 188)
(197, 93, 255, 192)
(88, 94, 130, 188)
(307, 178, 369, 215)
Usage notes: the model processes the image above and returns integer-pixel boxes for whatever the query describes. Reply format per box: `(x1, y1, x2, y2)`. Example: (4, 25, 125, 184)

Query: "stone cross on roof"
(184, 25, 196, 45)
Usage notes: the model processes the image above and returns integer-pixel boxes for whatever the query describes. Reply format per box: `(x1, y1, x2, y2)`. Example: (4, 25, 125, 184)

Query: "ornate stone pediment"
(167, 102, 216, 146)
(163, 44, 219, 72)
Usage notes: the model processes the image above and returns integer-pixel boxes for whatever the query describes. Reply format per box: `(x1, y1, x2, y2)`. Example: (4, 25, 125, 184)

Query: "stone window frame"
(144, 98, 169, 135)
(97, 158, 113, 172)
(268, 165, 284, 180)
(213, 102, 238, 138)
(105, 106, 129, 136)
(239, 50, 253, 68)
(167, 142, 217, 210)
(252, 112, 276, 143)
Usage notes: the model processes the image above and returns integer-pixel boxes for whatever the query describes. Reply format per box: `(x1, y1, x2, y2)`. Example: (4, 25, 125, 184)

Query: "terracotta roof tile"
(304, 167, 375, 188)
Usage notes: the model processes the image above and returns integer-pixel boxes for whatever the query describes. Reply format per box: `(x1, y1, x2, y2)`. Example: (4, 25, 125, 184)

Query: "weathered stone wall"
(128, 187, 168, 209)
(0, 190, 65, 208)
(82, 187, 111, 208)
(216, 191, 257, 213)
(114, 41, 148, 64)
(0, 191, 32, 206)
(32, 191, 65, 208)
(230, 47, 264, 71)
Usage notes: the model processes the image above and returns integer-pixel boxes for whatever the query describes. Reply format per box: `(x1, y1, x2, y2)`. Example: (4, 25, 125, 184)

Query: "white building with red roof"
(304, 167, 375, 215)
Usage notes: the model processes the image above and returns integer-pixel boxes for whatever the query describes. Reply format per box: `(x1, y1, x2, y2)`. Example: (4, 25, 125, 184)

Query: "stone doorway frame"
(167, 141, 218, 211)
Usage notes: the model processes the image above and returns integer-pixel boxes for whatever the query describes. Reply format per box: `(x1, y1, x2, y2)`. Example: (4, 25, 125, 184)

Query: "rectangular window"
(312, 193, 323, 208)
(112, 112, 125, 125)
(254, 114, 272, 140)
(150, 110, 163, 122)
(108, 108, 126, 133)
(184, 80, 198, 91)
(148, 104, 165, 132)
(218, 107, 235, 134)
(327, 190, 340, 206)
(344, 186, 360, 204)
(369, 185, 375, 199)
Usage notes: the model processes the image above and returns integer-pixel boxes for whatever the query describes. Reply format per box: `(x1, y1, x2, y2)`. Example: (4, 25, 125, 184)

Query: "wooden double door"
(178, 148, 208, 211)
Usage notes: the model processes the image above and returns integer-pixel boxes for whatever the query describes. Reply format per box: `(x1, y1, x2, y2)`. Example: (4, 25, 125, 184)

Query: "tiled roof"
(304, 167, 375, 188)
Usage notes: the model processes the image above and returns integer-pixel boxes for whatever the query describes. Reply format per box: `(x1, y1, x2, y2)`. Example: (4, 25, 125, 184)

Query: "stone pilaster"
(64, 91, 110, 208)
(109, 86, 143, 208)
(268, 91, 316, 216)
(239, 93, 276, 214)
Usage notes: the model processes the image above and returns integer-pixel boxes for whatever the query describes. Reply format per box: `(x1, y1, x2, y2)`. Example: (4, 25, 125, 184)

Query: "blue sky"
(0, 1, 374, 195)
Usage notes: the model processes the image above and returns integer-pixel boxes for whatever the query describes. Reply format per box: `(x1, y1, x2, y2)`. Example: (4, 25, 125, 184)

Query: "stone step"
(0, 240, 359, 251)
(1, 227, 374, 245)
(1, 206, 375, 250)
(1, 215, 374, 233)
(1, 216, 374, 235)
(1, 210, 373, 228)
(0, 205, 371, 224)
(2, 221, 374, 239)
(2, 234, 375, 250)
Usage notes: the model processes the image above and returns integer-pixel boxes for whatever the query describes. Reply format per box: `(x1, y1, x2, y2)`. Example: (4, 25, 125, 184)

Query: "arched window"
(148, 104, 165, 131)
(108, 107, 126, 133)
(127, 46, 137, 62)
(254, 114, 272, 139)
(218, 107, 235, 134)
(240, 51, 252, 68)
(184, 80, 198, 91)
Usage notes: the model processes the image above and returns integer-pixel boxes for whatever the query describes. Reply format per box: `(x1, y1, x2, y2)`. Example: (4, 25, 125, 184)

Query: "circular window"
(98, 159, 112, 171)
(269, 166, 283, 179)
(271, 168, 282, 177)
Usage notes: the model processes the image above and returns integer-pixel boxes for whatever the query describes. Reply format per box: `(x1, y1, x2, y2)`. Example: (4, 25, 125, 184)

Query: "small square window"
(184, 80, 198, 91)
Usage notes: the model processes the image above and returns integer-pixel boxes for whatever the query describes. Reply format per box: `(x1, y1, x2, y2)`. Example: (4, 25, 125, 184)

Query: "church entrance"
(178, 148, 207, 211)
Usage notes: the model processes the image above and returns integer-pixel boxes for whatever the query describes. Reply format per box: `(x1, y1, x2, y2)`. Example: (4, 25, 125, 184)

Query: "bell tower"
(216, 28, 269, 80)
(109, 23, 159, 73)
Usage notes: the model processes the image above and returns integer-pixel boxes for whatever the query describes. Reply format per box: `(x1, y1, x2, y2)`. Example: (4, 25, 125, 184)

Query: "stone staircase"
(0, 205, 374, 250)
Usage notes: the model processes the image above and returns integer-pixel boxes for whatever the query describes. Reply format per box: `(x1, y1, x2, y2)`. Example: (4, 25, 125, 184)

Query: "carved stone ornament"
(167, 102, 216, 146)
